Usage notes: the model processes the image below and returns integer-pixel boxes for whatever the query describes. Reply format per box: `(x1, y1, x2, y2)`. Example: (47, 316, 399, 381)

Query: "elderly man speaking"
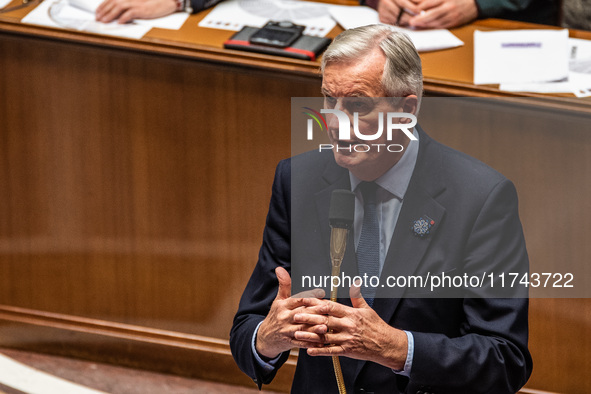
(230, 25, 532, 394)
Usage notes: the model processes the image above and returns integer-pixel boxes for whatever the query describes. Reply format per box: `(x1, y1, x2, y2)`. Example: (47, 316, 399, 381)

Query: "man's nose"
(326, 111, 340, 133)
(325, 99, 350, 138)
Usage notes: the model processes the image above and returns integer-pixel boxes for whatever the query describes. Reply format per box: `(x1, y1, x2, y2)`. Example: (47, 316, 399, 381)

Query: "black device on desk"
(249, 21, 305, 48)
(224, 21, 331, 61)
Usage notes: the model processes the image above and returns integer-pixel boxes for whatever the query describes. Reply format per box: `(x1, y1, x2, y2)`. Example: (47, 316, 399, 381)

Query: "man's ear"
(400, 95, 418, 123)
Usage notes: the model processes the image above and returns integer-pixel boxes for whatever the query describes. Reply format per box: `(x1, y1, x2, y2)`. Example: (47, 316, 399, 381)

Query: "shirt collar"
(349, 128, 419, 201)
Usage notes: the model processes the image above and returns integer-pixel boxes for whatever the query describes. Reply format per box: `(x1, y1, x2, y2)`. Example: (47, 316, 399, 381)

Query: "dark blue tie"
(356, 181, 380, 305)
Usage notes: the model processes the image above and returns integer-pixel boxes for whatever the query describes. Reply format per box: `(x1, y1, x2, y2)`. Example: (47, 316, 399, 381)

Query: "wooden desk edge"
(2, 15, 591, 113)
(0, 18, 323, 78)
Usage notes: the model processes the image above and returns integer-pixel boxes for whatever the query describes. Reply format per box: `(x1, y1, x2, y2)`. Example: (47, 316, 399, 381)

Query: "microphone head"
(329, 189, 355, 229)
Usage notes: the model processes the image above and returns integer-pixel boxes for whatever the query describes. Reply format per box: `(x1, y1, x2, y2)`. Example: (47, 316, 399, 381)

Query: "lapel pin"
(411, 216, 435, 238)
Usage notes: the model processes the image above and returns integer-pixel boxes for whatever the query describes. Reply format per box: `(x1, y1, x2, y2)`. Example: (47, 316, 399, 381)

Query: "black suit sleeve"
(475, 0, 533, 17)
(408, 179, 532, 394)
(475, 0, 558, 25)
(229, 159, 291, 388)
(188, 0, 224, 13)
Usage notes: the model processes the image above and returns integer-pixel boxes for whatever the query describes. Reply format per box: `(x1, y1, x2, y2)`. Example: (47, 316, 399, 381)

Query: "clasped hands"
(377, 0, 478, 29)
(255, 267, 408, 371)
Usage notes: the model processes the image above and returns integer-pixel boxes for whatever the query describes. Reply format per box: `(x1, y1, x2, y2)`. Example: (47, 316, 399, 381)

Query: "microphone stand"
(328, 190, 355, 394)
(330, 225, 348, 394)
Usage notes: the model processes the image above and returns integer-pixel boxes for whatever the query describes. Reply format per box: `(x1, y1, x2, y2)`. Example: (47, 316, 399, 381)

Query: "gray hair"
(321, 25, 423, 103)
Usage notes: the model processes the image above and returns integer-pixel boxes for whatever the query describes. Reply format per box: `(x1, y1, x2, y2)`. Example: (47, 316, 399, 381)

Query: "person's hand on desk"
(95, 0, 178, 24)
(375, 0, 402, 25)
(377, 0, 478, 29)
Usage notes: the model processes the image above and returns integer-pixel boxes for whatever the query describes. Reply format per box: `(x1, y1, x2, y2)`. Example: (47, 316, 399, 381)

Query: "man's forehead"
(321, 72, 386, 97)
(321, 50, 386, 97)
(320, 86, 378, 98)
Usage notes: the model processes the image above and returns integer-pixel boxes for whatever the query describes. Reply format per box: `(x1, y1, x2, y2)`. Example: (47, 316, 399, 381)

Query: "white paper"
(402, 28, 463, 52)
(499, 37, 591, 95)
(68, 0, 99, 12)
(474, 29, 570, 85)
(22, 0, 153, 39)
(327, 3, 378, 29)
(328, 5, 463, 52)
(198, 0, 336, 37)
(1, 0, 13, 9)
(0, 353, 108, 394)
(569, 72, 591, 97)
(134, 12, 189, 30)
(499, 81, 573, 93)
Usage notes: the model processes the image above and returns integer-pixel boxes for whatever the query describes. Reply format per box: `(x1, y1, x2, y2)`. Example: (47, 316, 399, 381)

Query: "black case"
(224, 26, 332, 61)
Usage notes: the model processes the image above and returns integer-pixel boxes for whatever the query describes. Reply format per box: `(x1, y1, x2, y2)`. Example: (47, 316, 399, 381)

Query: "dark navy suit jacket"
(230, 127, 532, 394)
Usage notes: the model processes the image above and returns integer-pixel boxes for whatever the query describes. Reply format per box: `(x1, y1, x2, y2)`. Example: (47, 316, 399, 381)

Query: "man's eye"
(346, 100, 371, 114)
(324, 97, 336, 108)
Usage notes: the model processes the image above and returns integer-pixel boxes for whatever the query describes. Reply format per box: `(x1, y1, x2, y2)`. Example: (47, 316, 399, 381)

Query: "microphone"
(328, 189, 354, 394)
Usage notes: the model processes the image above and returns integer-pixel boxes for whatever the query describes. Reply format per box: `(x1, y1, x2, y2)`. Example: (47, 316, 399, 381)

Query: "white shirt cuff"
(251, 321, 281, 372)
(392, 330, 414, 377)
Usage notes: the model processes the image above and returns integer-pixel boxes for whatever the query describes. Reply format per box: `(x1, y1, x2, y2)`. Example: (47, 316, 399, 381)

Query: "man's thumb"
(275, 267, 291, 300)
(350, 280, 369, 309)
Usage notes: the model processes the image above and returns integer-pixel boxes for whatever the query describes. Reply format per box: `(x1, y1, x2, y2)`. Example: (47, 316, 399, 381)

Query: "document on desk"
(566, 37, 591, 97)
(327, 5, 463, 52)
(1, 0, 12, 9)
(499, 38, 591, 96)
(474, 29, 569, 85)
(22, 0, 188, 39)
(199, 0, 336, 36)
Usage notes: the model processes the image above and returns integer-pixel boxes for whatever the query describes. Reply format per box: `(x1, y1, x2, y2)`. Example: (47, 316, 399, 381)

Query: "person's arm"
(474, 0, 534, 18)
(96, 0, 225, 24)
(229, 160, 327, 388)
(187, 0, 224, 13)
(365, 0, 401, 26)
(371, 0, 478, 29)
(96, 0, 178, 24)
(229, 159, 293, 387)
(404, 0, 479, 29)
(369, 0, 536, 28)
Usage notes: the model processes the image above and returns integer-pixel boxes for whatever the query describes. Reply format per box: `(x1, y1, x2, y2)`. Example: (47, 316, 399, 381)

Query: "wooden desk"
(2, 0, 591, 102)
(1, 3, 590, 393)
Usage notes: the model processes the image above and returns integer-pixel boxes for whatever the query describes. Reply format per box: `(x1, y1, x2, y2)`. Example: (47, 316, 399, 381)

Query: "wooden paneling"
(0, 305, 297, 392)
(528, 299, 591, 394)
(418, 98, 591, 393)
(0, 32, 319, 338)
